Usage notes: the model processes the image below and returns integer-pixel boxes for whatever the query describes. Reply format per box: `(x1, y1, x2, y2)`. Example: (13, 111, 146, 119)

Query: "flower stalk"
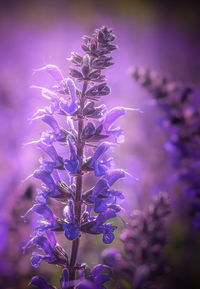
(23, 26, 133, 289)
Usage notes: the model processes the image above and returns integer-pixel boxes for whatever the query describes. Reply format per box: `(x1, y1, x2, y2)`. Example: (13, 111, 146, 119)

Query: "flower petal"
(104, 169, 125, 186)
(33, 64, 64, 83)
(33, 170, 56, 192)
(60, 269, 69, 289)
(42, 115, 61, 134)
(30, 276, 52, 289)
(37, 142, 60, 166)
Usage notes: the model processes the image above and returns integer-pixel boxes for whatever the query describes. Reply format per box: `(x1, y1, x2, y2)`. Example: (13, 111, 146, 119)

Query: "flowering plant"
(102, 193, 170, 289)
(132, 68, 200, 228)
(23, 26, 133, 289)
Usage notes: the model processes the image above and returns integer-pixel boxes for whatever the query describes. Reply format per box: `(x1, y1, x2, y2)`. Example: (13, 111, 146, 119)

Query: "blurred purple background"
(0, 1, 200, 288)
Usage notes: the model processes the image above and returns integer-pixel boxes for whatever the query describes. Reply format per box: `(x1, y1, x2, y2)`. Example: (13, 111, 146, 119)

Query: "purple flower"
(33, 170, 56, 194)
(30, 276, 53, 289)
(60, 269, 69, 289)
(85, 142, 112, 176)
(25, 26, 127, 288)
(81, 207, 118, 244)
(63, 200, 80, 240)
(37, 141, 61, 167)
(59, 78, 78, 114)
(64, 137, 80, 174)
(92, 209, 117, 244)
(23, 204, 59, 235)
(77, 264, 110, 289)
(30, 269, 69, 289)
(102, 107, 136, 143)
(87, 170, 125, 213)
(24, 234, 57, 268)
(33, 64, 64, 84)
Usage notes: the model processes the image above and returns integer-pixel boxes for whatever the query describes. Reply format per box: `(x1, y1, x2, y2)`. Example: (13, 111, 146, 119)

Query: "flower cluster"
(23, 26, 131, 288)
(132, 68, 200, 229)
(102, 193, 170, 289)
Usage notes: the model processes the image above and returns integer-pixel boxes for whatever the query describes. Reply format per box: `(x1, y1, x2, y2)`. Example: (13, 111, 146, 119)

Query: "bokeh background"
(0, 1, 200, 288)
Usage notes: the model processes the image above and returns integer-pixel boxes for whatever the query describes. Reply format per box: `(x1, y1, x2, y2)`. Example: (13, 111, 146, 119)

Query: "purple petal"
(63, 223, 79, 240)
(39, 159, 55, 173)
(37, 142, 60, 166)
(60, 269, 69, 289)
(90, 142, 110, 166)
(32, 204, 57, 226)
(59, 78, 78, 114)
(103, 232, 115, 244)
(77, 280, 95, 289)
(94, 163, 108, 177)
(34, 64, 64, 83)
(30, 276, 52, 289)
(92, 179, 109, 198)
(60, 101, 78, 115)
(23, 204, 56, 227)
(40, 131, 56, 145)
(52, 170, 61, 184)
(34, 235, 54, 256)
(104, 169, 125, 186)
(68, 136, 77, 159)
(95, 273, 110, 286)
(35, 189, 47, 204)
(42, 115, 60, 134)
(90, 264, 104, 276)
(103, 107, 126, 131)
(46, 231, 57, 248)
(94, 209, 116, 228)
(64, 159, 79, 174)
(31, 253, 44, 268)
(94, 197, 113, 213)
(33, 170, 56, 192)
(64, 137, 79, 173)
(63, 200, 75, 223)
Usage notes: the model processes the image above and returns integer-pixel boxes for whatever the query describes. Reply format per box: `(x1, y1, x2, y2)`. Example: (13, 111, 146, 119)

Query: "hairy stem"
(69, 81, 88, 287)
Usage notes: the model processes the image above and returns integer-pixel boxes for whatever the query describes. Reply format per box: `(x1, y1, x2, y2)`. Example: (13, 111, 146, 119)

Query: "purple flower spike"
(33, 64, 64, 83)
(30, 276, 53, 289)
(26, 26, 127, 288)
(64, 137, 80, 174)
(60, 78, 78, 114)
